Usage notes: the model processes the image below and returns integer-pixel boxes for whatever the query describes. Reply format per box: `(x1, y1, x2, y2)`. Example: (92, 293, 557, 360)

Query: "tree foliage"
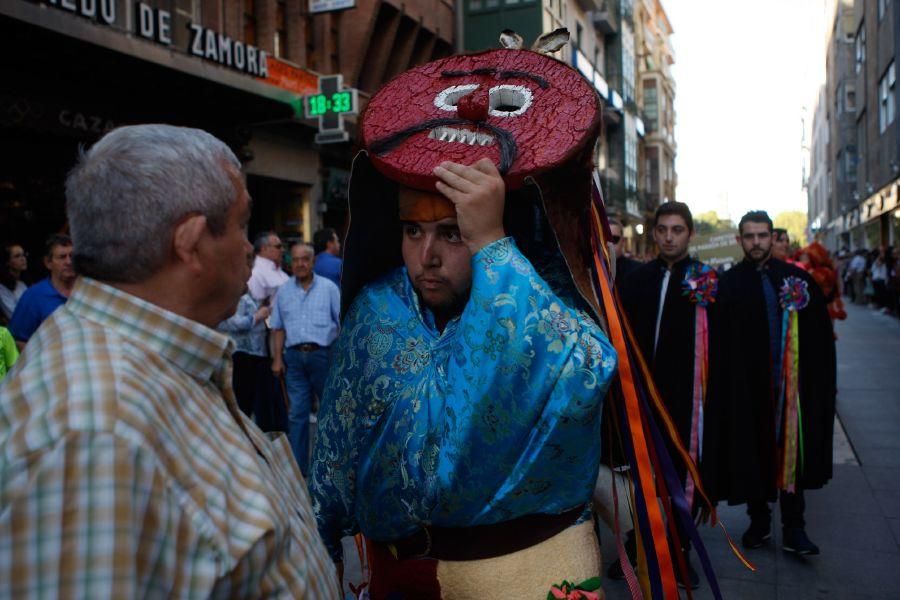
(773, 211, 808, 246)
(694, 210, 735, 235)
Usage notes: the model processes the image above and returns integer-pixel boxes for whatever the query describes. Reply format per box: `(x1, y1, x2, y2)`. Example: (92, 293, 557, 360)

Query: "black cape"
(704, 258, 836, 504)
(615, 256, 711, 481)
(616, 255, 641, 285)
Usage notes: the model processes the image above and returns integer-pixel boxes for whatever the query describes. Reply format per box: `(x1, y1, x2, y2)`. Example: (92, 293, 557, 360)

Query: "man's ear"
(172, 214, 208, 272)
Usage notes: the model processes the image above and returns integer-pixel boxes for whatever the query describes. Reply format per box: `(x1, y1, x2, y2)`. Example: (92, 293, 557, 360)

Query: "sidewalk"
(601, 302, 900, 599)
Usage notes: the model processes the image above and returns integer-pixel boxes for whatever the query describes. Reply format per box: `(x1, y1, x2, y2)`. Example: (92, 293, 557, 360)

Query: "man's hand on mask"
(433, 158, 506, 254)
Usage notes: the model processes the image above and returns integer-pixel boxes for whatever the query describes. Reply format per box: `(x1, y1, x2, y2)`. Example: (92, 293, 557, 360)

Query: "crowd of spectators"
(840, 245, 899, 316)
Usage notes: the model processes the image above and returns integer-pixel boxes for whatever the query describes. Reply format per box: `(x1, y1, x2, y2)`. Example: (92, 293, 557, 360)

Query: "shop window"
(855, 23, 865, 74)
(643, 78, 658, 133)
(857, 112, 867, 187)
(845, 145, 857, 183)
(879, 61, 896, 133)
(622, 26, 635, 102)
(274, 1, 287, 58)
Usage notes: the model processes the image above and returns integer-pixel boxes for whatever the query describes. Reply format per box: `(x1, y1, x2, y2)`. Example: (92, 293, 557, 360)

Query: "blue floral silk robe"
(310, 238, 617, 561)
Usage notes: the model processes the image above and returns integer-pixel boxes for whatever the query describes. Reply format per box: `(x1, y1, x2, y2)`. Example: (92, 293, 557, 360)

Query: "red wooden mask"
(360, 48, 601, 191)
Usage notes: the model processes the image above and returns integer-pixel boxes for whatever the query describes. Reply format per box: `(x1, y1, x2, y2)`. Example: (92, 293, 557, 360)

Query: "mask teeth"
(428, 126, 494, 146)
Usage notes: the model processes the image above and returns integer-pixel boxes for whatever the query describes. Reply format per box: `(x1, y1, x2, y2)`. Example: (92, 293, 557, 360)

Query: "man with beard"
(609, 202, 713, 589)
(704, 210, 835, 556)
(306, 33, 712, 598)
(310, 159, 618, 598)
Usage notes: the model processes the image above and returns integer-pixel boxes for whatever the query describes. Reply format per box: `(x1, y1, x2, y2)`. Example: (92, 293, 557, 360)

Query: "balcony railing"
(589, 9, 618, 35)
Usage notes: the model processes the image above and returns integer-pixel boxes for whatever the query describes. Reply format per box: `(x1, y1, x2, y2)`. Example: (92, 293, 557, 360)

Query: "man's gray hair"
(254, 231, 277, 255)
(66, 124, 241, 282)
(290, 242, 315, 256)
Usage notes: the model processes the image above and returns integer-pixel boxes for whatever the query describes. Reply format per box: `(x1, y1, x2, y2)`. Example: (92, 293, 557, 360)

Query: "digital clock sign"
(305, 90, 356, 118)
(296, 74, 358, 144)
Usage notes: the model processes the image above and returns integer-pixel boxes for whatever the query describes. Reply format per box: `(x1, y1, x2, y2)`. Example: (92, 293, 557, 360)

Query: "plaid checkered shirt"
(0, 277, 338, 598)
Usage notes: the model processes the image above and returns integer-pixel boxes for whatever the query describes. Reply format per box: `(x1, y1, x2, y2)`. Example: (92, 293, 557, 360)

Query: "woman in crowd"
(0, 243, 28, 321)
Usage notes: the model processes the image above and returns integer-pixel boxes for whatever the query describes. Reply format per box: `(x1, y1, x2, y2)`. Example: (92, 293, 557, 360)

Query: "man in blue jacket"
(9, 234, 75, 348)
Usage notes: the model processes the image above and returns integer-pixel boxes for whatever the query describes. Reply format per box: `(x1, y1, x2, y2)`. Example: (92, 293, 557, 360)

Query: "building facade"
(633, 0, 675, 254)
(463, 0, 677, 257)
(813, 0, 900, 250)
(0, 0, 454, 262)
(808, 85, 832, 243)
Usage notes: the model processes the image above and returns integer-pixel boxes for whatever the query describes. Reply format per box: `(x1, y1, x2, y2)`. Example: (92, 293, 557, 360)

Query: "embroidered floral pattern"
(682, 262, 718, 307)
(309, 238, 617, 561)
(536, 302, 580, 353)
(779, 276, 810, 312)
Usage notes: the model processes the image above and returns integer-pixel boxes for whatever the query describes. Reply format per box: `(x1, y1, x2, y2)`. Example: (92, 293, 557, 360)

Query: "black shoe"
(782, 527, 820, 555)
(676, 555, 700, 590)
(742, 522, 772, 549)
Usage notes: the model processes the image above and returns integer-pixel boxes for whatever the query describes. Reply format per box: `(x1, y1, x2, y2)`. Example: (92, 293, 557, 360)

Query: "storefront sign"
(264, 57, 318, 96)
(58, 109, 116, 134)
(309, 0, 357, 14)
(43, 0, 117, 24)
(36, 0, 270, 78)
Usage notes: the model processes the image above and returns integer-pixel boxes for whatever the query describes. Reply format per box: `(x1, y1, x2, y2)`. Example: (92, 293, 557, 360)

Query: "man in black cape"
(610, 202, 711, 588)
(705, 210, 835, 555)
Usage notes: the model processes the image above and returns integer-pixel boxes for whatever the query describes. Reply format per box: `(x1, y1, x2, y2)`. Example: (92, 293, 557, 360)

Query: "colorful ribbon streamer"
(777, 277, 809, 493)
(587, 183, 697, 598)
(587, 175, 754, 598)
(684, 305, 708, 508)
(779, 311, 802, 492)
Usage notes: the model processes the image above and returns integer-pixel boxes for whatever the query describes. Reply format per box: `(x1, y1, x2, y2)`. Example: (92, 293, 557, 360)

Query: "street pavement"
(600, 302, 900, 599)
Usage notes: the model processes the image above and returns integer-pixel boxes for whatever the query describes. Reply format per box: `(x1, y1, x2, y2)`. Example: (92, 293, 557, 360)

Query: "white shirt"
(247, 256, 289, 303)
(871, 261, 889, 282)
(653, 268, 671, 357)
(0, 280, 27, 320)
(849, 255, 866, 274)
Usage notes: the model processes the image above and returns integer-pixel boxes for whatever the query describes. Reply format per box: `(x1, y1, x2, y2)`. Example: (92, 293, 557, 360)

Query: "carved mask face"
(361, 48, 600, 191)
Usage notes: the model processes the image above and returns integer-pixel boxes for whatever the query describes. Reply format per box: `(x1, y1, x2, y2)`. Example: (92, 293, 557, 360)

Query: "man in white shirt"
(848, 250, 867, 305)
(248, 231, 289, 303)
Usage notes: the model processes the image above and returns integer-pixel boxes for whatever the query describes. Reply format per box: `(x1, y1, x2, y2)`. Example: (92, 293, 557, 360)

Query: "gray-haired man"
(0, 125, 337, 597)
(249, 230, 289, 303)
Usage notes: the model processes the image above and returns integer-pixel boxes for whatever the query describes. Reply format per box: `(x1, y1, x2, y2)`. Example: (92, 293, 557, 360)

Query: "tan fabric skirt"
(434, 519, 603, 599)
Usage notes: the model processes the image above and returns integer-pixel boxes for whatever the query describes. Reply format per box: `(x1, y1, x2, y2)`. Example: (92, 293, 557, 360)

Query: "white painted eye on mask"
(434, 84, 480, 111)
(488, 85, 533, 117)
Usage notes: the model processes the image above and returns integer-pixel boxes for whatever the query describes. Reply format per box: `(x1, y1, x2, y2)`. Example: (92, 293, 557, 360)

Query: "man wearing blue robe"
(310, 159, 618, 598)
